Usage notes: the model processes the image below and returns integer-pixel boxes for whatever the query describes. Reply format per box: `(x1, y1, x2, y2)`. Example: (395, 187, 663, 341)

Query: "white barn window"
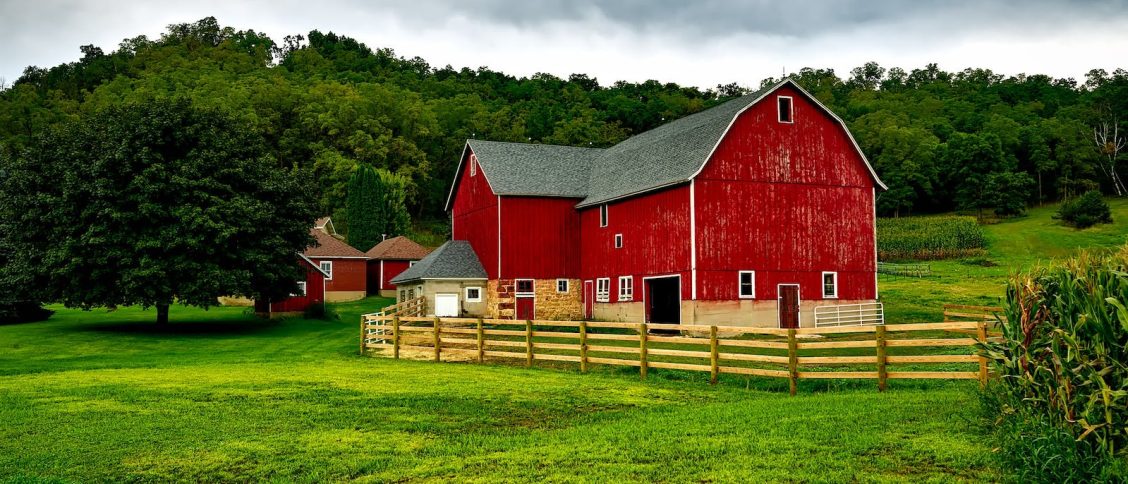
(556, 279, 569, 293)
(596, 278, 610, 302)
(822, 272, 838, 299)
(778, 96, 793, 123)
(599, 204, 608, 227)
(465, 287, 482, 302)
(614, 234, 623, 249)
(618, 276, 633, 301)
(738, 271, 755, 299)
(319, 261, 333, 280)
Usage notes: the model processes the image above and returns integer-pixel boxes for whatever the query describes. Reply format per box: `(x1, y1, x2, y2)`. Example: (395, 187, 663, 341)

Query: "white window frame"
(738, 271, 755, 299)
(596, 278, 610, 302)
(599, 204, 608, 227)
(319, 261, 333, 280)
(465, 286, 482, 302)
(778, 96, 794, 123)
(556, 279, 569, 293)
(614, 234, 623, 249)
(515, 279, 535, 295)
(470, 154, 477, 177)
(822, 271, 838, 299)
(618, 276, 633, 301)
(292, 281, 307, 297)
(409, 261, 417, 267)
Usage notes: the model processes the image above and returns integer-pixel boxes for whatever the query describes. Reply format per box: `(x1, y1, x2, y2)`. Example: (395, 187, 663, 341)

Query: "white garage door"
(435, 293, 459, 317)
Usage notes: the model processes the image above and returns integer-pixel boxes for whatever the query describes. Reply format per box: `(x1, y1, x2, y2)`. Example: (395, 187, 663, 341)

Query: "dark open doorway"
(646, 276, 681, 325)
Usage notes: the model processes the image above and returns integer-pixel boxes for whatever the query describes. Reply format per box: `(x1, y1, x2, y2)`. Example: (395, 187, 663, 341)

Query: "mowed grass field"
(2, 200, 1127, 482)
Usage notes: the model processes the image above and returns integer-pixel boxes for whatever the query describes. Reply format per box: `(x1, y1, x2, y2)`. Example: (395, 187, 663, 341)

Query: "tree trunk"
(156, 304, 169, 324)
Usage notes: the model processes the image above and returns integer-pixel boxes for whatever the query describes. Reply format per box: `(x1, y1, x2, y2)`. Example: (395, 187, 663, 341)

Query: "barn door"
(777, 284, 800, 329)
(515, 295, 535, 320)
(583, 281, 594, 319)
(435, 293, 459, 317)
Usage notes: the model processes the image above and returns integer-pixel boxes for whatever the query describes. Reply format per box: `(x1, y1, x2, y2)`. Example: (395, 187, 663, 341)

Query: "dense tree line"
(1, 17, 1126, 226)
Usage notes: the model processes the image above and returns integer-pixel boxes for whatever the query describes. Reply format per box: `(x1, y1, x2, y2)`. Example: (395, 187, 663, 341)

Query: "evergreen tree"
(346, 163, 383, 250)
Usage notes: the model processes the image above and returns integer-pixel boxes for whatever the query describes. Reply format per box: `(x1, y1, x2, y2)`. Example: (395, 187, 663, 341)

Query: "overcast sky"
(2, 0, 1126, 89)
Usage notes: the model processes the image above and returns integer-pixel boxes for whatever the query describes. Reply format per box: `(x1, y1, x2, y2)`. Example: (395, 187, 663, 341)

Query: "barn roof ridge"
(445, 80, 884, 211)
(390, 240, 488, 284)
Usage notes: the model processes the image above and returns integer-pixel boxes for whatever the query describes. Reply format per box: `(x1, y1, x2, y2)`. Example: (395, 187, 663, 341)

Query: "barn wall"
(311, 257, 367, 301)
(450, 149, 499, 279)
(694, 84, 877, 302)
(579, 185, 692, 301)
(499, 197, 582, 279)
(269, 263, 326, 314)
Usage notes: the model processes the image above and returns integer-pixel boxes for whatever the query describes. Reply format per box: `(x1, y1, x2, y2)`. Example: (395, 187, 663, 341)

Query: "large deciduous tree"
(0, 98, 318, 323)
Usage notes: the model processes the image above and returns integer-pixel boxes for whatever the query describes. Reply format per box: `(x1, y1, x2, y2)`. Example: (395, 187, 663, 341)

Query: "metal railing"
(814, 302, 884, 327)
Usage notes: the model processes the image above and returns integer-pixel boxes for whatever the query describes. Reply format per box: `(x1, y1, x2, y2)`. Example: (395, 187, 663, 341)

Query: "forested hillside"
(1, 17, 1125, 231)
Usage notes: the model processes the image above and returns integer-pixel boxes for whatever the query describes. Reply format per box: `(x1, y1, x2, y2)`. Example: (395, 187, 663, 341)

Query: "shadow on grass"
(71, 319, 283, 336)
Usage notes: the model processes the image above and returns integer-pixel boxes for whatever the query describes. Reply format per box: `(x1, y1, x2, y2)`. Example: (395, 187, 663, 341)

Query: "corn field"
(982, 248, 1128, 480)
(877, 215, 986, 261)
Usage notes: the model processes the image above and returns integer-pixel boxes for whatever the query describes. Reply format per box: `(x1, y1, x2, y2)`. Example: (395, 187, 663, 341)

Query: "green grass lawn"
(2, 300, 995, 482)
(4, 200, 1127, 482)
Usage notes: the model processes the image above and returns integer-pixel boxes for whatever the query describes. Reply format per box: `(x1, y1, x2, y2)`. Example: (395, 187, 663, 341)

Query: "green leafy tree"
(347, 163, 382, 250)
(0, 98, 318, 323)
(986, 171, 1035, 217)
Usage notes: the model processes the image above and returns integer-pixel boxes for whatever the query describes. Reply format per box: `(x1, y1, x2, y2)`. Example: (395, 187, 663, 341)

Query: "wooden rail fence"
(360, 315, 991, 394)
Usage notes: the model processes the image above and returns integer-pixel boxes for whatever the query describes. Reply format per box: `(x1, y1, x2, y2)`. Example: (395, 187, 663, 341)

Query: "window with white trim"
(409, 261, 417, 267)
(556, 279, 569, 293)
(399, 290, 406, 301)
(822, 272, 838, 299)
(515, 279, 534, 295)
(599, 204, 608, 227)
(470, 154, 477, 176)
(738, 271, 755, 299)
(596, 278, 610, 302)
(465, 287, 482, 302)
(292, 281, 307, 297)
(778, 96, 793, 123)
(614, 234, 623, 249)
(407, 288, 414, 299)
(320, 261, 333, 280)
(618, 276, 633, 301)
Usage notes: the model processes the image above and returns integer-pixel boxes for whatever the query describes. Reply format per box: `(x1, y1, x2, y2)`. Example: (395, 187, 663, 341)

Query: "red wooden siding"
(694, 84, 877, 301)
(310, 257, 367, 293)
(451, 150, 499, 279)
(579, 185, 692, 301)
(367, 259, 411, 292)
(500, 196, 581, 279)
(270, 263, 325, 313)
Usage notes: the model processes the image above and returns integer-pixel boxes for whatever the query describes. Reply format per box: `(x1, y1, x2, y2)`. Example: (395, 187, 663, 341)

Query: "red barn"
(254, 254, 328, 317)
(424, 80, 884, 327)
(305, 228, 369, 302)
(366, 236, 432, 297)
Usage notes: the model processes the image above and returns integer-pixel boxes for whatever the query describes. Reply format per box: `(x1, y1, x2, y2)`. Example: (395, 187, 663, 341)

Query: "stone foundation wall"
(486, 279, 582, 320)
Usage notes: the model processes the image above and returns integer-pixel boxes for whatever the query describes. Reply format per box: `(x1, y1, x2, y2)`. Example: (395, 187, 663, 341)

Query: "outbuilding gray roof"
(389, 240, 487, 284)
(445, 80, 885, 211)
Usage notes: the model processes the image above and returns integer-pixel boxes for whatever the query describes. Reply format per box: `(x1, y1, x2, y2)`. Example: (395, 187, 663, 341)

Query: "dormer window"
(778, 96, 793, 123)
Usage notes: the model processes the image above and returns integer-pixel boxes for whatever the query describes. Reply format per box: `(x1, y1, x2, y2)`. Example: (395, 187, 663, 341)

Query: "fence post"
(977, 320, 988, 388)
(433, 317, 441, 362)
(392, 315, 401, 360)
(787, 328, 798, 396)
(876, 325, 887, 392)
(525, 320, 534, 367)
(359, 316, 367, 355)
(579, 321, 589, 373)
(639, 323, 649, 380)
(709, 326, 719, 384)
(476, 318, 484, 363)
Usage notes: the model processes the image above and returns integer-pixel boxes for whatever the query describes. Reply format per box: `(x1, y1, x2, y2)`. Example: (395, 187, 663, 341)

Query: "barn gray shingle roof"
(466, 139, 602, 198)
(389, 240, 487, 284)
(446, 80, 884, 211)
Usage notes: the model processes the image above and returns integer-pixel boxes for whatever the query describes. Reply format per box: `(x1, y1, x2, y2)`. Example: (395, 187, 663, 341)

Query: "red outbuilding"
(305, 228, 369, 302)
(254, 254, 329, 318)
(366, 236, 433, 297)
(419, 80, 884, 328)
